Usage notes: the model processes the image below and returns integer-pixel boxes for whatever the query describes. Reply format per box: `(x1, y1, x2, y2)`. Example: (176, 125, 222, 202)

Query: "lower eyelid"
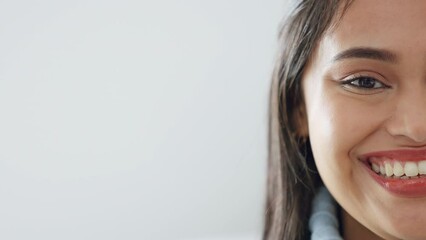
(340, 85, 387, 95)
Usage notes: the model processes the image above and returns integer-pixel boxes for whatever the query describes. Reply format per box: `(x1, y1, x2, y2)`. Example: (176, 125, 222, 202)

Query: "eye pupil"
(357, 77, 376, 88)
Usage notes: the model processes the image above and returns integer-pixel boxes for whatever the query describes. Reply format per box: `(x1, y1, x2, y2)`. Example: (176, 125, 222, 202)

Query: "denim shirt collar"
(309, 186, 343, 240)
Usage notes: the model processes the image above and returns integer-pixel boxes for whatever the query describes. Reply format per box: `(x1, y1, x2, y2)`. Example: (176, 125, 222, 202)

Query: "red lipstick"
(360, 149, 426, 198)
(361, 149, 426, 162)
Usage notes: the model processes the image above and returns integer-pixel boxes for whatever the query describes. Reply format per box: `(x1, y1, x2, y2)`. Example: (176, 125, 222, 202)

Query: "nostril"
(386, 128, 426, 147)
(385, 104, 426, 144)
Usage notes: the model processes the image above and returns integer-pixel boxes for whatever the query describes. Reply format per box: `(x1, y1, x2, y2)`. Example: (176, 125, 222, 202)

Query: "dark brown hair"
(263, 1, 352, 239)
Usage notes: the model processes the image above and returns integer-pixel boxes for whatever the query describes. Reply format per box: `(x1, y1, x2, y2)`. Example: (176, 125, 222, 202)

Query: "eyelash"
(340, 75, 390, 94)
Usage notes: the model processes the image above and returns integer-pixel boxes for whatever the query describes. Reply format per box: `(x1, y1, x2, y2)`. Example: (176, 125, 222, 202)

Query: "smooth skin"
(301, 0, 426, 239)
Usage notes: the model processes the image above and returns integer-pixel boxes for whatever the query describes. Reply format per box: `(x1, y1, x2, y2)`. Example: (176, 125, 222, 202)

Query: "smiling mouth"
(368, 157, 426, 179)
(361, 151, 426, 197)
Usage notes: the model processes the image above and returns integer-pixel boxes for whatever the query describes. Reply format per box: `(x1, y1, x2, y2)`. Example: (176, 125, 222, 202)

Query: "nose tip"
(384, 85, 426, 145)
(386, 106, 426, 145)
(399, 118, 426, 143)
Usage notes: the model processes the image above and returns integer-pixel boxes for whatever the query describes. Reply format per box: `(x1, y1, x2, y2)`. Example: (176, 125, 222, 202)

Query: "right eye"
(340, 75, 390, 94)
(345, 76, 386, 89)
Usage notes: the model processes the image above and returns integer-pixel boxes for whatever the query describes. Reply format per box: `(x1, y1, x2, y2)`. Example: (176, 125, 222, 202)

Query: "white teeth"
(404, 162, 419, 177)
(380, 165, 386, 175)
(372, 163, 380, 173)
(393, 162, 404, 177)
(385, 162, 393, 177)
(418, 161, 426, 174)
(370, 160, 426, 178)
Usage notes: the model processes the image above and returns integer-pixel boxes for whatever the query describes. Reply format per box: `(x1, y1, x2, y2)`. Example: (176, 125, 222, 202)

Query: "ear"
(292, 100, 309, 138)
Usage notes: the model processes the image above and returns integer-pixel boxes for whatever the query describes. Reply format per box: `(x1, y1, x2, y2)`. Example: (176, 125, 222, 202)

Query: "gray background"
(0, 0, 288, 239)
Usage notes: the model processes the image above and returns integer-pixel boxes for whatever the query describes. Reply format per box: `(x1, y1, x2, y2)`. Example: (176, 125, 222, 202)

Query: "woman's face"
(302, 0, 426, 239)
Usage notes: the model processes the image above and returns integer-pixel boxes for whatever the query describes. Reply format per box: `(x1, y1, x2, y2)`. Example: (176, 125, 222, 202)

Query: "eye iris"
(357, 77, 376, 88)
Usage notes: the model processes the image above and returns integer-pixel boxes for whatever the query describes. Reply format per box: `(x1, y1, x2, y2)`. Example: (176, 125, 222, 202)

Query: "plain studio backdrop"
(0, 0, 288, 239)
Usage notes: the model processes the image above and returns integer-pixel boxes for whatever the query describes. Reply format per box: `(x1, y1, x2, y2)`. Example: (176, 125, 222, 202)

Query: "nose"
(385, 89, 426, 145)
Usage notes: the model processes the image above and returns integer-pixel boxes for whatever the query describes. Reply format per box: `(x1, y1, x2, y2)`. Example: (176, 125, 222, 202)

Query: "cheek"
(307, 93, 357, 157)
(308, 96, 352, 181)
(306, 91, 383, 187)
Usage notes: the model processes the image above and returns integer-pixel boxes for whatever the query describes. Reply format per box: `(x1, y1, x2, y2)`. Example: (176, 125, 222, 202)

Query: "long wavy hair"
(263, 1, 352, 239)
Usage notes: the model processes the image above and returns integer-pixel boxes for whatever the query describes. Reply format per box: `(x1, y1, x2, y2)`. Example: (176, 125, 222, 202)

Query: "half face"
(302, 0, 426, 239)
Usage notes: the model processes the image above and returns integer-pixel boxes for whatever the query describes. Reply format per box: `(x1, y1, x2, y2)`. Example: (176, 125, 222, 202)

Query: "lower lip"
(362, 162, 426, 198)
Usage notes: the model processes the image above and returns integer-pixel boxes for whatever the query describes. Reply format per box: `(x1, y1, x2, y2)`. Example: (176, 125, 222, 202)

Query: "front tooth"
(380, 165, 386, 175)
(404, 162, 419, 177)
(372, 163, 380, 173)
(385, 162, 393, 177)
(418, 161, 426, 175)
(393, 162, 404, 177)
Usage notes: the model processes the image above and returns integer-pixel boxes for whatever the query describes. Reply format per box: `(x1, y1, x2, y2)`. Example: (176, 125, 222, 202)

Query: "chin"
(375, 208, 426, 240)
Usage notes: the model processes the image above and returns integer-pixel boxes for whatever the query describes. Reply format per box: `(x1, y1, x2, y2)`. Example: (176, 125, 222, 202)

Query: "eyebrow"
(332, 47, 398, 63)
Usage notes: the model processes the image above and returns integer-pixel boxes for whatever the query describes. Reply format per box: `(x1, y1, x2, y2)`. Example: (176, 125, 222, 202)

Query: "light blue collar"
(309, 186, 343, 240)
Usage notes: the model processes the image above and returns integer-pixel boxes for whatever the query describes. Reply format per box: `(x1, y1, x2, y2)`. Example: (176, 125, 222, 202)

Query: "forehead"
(320, 0, 426, 60)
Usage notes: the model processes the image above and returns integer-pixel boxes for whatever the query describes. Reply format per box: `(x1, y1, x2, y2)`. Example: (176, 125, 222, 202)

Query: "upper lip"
(360, 149, 426, 162)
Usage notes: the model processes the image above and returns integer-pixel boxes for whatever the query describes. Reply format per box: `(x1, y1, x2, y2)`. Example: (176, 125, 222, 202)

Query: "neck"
(341, 209, 383, 240)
